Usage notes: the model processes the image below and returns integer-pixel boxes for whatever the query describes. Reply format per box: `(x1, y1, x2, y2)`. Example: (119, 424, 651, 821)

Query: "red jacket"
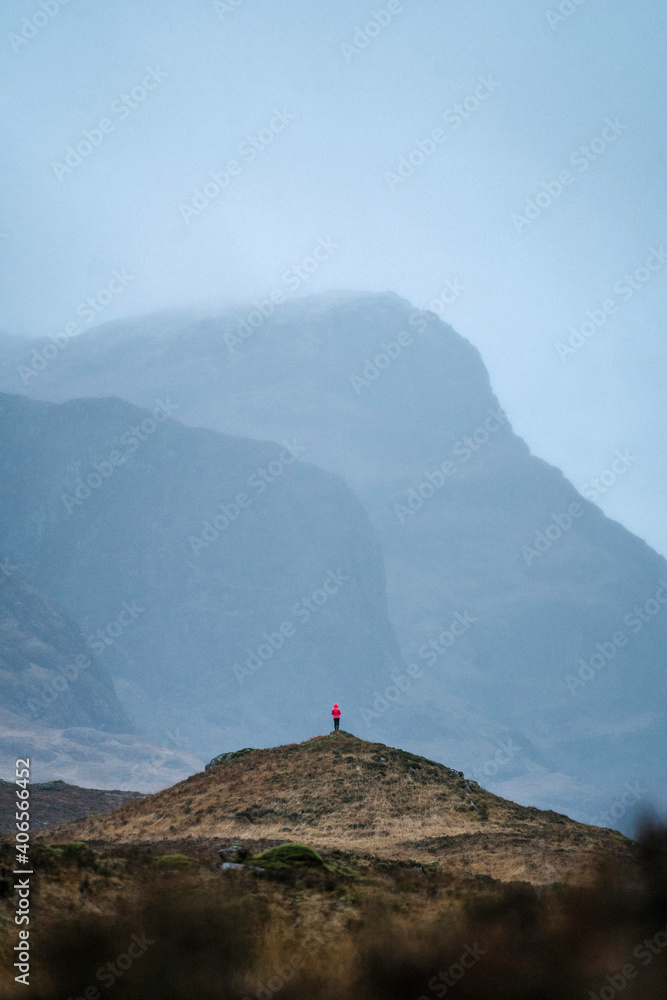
(332, 704, 341, 718)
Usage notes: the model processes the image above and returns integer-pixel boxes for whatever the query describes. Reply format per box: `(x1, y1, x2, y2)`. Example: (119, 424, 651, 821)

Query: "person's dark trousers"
(334, 718, 339, 731)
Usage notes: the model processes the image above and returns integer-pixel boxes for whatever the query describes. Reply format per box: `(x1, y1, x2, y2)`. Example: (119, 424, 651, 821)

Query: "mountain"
(59, 732, 630, 884)
(0, 293, 664, 825)
(0, 391, 404, 762)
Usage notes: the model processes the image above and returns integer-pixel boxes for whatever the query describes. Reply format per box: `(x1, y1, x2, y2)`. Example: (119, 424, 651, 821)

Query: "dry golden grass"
(52, 733, 630, 883)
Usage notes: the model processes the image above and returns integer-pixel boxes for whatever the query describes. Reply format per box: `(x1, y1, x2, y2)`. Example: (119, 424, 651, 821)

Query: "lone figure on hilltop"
(332, 703, 341, 732)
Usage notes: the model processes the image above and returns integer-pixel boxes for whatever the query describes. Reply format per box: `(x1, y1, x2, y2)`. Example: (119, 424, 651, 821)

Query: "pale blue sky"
(1, 0, 665, 554)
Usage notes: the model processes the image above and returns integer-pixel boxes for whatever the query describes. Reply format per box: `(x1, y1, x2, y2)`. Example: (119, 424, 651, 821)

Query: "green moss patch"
(154, 854, 199, 868)
(252, 843, 324, 869)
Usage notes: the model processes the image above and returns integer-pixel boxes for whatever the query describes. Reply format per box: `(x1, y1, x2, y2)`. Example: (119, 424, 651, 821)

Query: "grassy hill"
(57, 732, 629, 883)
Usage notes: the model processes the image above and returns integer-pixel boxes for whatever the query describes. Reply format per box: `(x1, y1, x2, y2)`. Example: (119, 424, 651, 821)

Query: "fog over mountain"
(1, 293, 664, 828)
(2, 0, 665, 561)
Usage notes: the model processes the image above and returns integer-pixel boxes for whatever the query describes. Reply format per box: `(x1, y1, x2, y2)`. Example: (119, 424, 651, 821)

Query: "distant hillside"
(60, 733, 630, 883)
(0, 565, 130, 732)
(0, 778, 142, 833)
(0, 505, 204, 790)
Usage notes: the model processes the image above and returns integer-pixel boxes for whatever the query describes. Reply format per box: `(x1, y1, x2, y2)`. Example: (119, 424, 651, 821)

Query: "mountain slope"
(1, 294, 664, 823)
(60, 733, 630, 883)
(0, 565, 130, 732)
(0, 391, 404, 760)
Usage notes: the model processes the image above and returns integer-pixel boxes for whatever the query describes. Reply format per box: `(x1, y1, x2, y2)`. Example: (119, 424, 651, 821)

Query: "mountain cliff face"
(0, 391, 403, 762)
(0, 293, 663, 825)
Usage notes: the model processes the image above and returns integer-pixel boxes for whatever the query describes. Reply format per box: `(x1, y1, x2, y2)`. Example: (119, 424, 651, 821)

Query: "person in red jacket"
(331, 703, 341, 731)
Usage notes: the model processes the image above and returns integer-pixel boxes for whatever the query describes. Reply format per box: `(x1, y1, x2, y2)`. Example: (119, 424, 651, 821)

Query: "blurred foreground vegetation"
(0, 823, 666, 999)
